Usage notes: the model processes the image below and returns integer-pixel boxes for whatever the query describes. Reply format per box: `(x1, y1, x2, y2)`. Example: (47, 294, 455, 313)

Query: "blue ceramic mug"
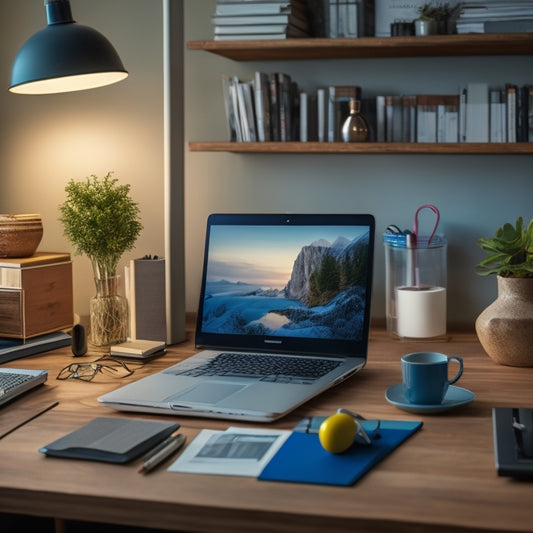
(401, 352, 463, 405)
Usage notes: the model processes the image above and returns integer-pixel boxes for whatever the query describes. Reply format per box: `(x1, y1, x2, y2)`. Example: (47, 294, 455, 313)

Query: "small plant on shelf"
(415, 2, 463, 33)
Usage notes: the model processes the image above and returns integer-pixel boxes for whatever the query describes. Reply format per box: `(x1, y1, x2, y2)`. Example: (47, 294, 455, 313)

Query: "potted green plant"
(414, 3, 438, 35)
(475, 217, 533, 366)
(414, 2, 463, 35)
(59, 172, 143, 346)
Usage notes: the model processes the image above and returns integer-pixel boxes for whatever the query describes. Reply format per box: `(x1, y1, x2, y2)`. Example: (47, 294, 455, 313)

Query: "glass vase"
(90, 275, 128, 347)
(341, 99, 369, 142)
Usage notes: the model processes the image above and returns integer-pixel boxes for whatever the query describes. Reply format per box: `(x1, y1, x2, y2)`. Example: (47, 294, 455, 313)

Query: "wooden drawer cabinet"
(0, 253, 73, 339)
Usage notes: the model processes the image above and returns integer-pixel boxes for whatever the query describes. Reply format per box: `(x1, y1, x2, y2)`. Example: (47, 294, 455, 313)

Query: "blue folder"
(258, 420, 422, 486)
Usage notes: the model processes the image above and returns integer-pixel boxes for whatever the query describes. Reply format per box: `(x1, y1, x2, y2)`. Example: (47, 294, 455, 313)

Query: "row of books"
(307, 0, 371, 38)
(222, 73, 533, 144)
(211, 0, 376, 40)
(212, 0, 311, 40)
(222, 73, 300, 142)
(457, 1, 533, 34)
(377, 83, 533, 143)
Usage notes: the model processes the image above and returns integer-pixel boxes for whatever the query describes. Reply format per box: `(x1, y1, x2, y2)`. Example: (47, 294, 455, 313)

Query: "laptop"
(0, 368, 48, 407)
(99, 213, 375, 422)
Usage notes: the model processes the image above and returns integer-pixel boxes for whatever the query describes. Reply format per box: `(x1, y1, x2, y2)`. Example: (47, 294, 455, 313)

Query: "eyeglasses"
(56, 357, 135, 382)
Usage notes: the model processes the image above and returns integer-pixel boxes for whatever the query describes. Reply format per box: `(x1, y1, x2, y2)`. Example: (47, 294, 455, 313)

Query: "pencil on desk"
(138, 433, 186, 474)
(141, 429, 181, 462)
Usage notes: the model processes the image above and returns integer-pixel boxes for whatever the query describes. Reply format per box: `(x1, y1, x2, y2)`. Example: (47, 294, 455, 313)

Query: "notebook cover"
(258, 420, 422, 486)
(40, 417, 180, 464)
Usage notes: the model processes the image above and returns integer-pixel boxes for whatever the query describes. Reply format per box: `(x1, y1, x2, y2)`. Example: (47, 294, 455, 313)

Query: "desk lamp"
(9, 0, 128, 94)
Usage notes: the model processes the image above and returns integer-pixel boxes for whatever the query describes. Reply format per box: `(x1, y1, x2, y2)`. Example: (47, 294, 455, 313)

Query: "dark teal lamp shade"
(9, 0, 128, 95)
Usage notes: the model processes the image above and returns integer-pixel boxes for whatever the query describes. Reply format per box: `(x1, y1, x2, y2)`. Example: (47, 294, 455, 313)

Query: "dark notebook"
(40, 417, 180, 463)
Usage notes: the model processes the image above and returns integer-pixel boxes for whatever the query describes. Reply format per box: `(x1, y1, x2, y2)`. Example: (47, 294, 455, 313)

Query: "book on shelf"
(277, 73, 292, 141)
(308, 92, 319, 141)
(489, 89, 506, 143)
(268, 73, 280, 141)
(527, 85, 533, 142)
(442, 95, 460, 143)
(506, 84, 517, 143)
(385, 95, 403, 142)
(402, 95, 417, 143)
(457, 18, 533, 34)
(213, 23, 309, 36)
(222, 75, 239, 142)
(375, 95, 386, 142)
(317, 88, 327, 142)
(465, 82, 489, 143)
(416, 95, 439, 143)
(299, 91, 308, 141)
(360, 97, 377, 142)
(212, 13, 310, 32)
(214, 1, 298, 17)
(254, 71, 271, 142)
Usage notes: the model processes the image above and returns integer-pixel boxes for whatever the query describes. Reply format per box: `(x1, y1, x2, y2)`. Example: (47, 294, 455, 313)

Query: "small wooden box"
(0, 252, 73, 339)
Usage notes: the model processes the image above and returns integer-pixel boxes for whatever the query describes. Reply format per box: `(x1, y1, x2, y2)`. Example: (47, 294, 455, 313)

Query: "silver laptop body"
(99, 213, 375, 422)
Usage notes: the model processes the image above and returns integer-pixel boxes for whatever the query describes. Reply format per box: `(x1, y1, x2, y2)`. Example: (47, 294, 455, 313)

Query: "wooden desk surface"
(0, 319, 532, 533)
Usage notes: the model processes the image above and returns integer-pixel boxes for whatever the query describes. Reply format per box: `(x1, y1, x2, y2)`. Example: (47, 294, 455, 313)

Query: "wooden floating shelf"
(187, 34, 533, 61)
(188, 142, 533, 154)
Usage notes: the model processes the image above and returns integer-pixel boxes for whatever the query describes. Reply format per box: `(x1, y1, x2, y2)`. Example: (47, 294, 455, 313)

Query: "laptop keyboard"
(0, 369, 48, 405)
(0, 372, 36, 395)
(173, 352, 343, 384)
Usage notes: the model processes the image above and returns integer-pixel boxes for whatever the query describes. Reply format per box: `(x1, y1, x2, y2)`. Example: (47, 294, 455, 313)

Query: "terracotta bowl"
(0, 214, 43, 258)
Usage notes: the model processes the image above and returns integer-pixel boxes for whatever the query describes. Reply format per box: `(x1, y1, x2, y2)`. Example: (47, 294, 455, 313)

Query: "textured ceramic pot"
(475, 276, 533, 366)
(0, 214, 43, 257)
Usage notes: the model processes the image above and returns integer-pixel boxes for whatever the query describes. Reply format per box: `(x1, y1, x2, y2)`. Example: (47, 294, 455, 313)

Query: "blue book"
(259, 419, 422, 486)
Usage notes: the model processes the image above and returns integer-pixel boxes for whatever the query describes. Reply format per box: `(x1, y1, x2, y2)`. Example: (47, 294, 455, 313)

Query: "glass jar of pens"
(383, 205, 447, 340)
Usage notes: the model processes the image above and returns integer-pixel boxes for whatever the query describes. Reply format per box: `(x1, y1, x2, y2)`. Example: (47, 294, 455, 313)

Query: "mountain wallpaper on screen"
(202, 230, 370, 341)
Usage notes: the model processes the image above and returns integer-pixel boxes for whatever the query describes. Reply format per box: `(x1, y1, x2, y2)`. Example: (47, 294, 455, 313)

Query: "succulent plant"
(475, 217, 533, 278)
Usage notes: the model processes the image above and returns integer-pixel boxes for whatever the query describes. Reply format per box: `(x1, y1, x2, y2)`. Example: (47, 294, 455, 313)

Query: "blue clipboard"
(258, 420, 422, 486)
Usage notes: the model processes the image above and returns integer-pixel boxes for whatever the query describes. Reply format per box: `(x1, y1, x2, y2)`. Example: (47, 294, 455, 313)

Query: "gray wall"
(184, 1, 533, 326)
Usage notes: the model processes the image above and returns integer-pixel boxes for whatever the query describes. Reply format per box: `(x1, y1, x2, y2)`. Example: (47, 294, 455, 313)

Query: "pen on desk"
(138, 432, 186, 474)
(141, 429, 181, 462)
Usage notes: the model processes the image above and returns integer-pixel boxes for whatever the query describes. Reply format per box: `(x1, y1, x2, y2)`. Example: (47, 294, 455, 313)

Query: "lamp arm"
(45, 0, 75, 25)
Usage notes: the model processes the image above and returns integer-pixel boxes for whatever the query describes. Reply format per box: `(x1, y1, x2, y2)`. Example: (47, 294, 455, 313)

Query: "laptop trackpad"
(169, 382, 245, 405)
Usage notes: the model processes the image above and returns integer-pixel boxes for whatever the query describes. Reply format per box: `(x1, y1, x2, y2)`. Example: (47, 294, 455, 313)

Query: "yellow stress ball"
(318, 412, 357, 454)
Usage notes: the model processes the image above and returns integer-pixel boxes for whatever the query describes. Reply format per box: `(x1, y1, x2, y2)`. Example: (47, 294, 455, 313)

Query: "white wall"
(0, 0, 165, 318)
(184, 1, 533, 326)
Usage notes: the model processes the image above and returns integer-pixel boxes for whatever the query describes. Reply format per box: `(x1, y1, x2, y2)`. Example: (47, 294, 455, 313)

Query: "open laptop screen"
(195, 214, 375, 358)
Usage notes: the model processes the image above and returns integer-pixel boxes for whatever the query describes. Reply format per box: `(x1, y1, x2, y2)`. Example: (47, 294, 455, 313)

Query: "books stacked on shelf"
(457, 1, 533, 34)
(375, 83, 533, 143)
(212, 0, 311, 40)
(306, 0, 374, 37)
(222, 72, 300, 142)
(222, 73, 533, 143)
